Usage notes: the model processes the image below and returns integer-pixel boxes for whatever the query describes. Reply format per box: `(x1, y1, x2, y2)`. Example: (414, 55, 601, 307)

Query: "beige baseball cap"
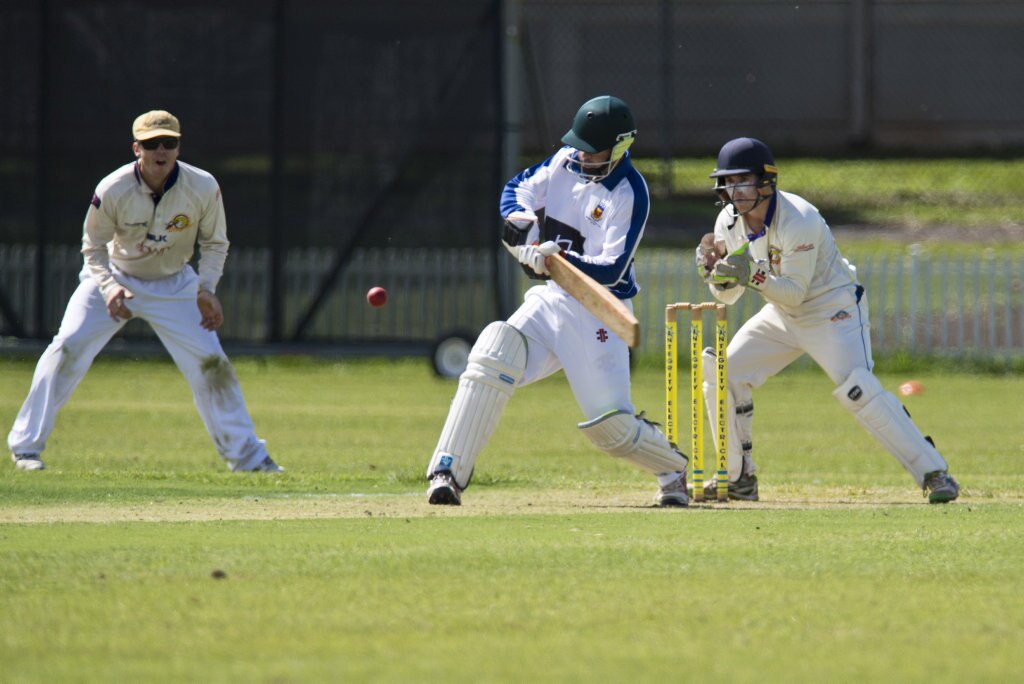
(132, 110, 181, 141)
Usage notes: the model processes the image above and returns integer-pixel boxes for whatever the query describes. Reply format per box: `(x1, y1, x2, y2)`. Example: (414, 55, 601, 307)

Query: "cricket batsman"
(425, 95, 690, 507)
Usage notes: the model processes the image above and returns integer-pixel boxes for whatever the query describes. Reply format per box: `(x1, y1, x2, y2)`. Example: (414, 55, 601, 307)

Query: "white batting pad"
(701, 349, 755, 481)
(833, 367, 947, 485)
(427, 322, 528, 489)
(578, 410, 688, 475)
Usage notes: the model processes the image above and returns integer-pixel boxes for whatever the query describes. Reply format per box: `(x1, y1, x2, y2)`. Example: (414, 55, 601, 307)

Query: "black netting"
(0, 0, 501, 249)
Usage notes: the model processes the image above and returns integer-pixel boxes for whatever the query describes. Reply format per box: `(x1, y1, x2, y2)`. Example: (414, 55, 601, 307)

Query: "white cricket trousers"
(508, 283, 633, 418)
(7, 265, 269, 470)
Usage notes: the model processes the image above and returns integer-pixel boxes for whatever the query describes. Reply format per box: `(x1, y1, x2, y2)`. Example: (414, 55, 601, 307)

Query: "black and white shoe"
(11, 452, 45, 471)
(427, 471, 462, 505)
(689, 473, 759, 501)
(923, 471, 959, 504)
(656, 472, 690, 507)
(250, 456, 284, 473)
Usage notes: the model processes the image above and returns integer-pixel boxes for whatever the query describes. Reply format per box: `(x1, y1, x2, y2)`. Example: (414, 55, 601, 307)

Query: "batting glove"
(502, 210, 539, 257)
(516, 240, 560, 276)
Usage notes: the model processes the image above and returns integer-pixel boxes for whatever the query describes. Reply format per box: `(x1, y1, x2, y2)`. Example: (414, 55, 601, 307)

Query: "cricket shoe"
(250, 456, 284, 473)
(688, 473, 759, 501)
(11, 452, 46, 471)
(923, 471, 959, 504)
(427, 471, 462, 506)
(655, 472, 690, 507)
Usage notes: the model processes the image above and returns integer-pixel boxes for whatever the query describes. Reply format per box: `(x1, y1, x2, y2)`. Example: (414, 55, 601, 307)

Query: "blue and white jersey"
(500, 146, 649, 299)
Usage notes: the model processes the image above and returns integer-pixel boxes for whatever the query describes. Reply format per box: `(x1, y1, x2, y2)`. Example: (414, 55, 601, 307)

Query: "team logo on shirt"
(831, 310, 852, 322)
(768, 244, 782, 268)
(591, 203, 606, 221)
(166, 213, 191, 232)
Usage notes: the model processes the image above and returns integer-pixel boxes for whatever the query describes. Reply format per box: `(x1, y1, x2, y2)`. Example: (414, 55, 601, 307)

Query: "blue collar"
(134, 160, 181, 195)
(747, 191, 777, 242)
(599, 151, 632, 189)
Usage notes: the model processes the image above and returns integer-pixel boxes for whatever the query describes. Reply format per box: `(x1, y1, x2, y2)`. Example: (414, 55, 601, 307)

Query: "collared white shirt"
(82, 160, 228, 298)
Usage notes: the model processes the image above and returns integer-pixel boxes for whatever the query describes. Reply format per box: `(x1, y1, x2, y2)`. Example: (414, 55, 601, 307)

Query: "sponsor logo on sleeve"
(794, 243, 815, 252)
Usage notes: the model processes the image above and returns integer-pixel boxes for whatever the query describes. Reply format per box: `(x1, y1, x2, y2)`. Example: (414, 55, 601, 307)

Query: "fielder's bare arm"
(694, 137, 959, 503)
(425, 95, 691, 507)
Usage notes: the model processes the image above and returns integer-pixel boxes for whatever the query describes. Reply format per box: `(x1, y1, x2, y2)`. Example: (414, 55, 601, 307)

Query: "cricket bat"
(545, 252, 641, 348)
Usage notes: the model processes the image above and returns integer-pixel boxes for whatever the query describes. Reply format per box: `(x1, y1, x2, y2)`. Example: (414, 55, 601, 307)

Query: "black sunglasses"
(138, 137, 179, 150)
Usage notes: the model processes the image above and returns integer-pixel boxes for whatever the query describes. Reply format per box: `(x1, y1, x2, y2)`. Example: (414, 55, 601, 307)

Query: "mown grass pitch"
(1, 356, 1022, 682)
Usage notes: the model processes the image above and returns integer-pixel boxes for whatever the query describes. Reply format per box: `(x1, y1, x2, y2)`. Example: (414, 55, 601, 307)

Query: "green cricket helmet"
(561, 95, 637, 181)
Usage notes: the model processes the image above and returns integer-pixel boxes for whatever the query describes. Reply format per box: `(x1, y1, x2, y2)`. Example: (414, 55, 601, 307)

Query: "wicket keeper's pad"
(833, 367, 947, 486)
(427, 321, 528, 489)
(578, 410, 689, 475)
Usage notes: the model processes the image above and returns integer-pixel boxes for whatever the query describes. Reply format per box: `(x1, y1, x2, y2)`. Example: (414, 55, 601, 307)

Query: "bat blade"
(545, 252, 641, 348)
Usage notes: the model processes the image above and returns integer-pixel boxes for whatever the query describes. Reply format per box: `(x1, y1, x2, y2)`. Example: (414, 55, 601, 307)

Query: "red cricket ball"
(898, 380, 924, 396)
(366, 286, 388, 307)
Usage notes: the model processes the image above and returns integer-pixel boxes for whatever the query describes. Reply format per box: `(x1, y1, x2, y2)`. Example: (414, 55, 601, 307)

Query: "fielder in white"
(697, 137, 959, 503)
(8, 110, 281, 473)
(425, 95, 690, 507)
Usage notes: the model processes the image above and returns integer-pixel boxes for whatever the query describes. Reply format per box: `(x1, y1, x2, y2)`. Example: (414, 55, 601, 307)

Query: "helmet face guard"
(566, 130, 636, 182)
(562, 96, 636, 181)
(709, 137, 777, 215)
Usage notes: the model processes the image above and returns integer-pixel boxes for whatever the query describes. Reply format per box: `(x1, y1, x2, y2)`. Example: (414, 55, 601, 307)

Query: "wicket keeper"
(696, 137, 959, 503)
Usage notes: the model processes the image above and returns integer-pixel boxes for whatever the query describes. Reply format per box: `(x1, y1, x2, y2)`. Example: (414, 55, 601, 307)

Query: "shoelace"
(922, 472, 946, 497)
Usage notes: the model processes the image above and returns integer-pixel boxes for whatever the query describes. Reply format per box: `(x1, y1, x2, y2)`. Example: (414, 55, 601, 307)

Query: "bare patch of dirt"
(0, 485, 1014, 523)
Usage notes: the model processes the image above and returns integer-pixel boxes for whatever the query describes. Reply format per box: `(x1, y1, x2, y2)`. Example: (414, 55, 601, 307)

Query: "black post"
(34, 0, 51, 337)
(268, 0, 286, 342)
(660, 0, 673, 197)
(492, 0, 505, 321)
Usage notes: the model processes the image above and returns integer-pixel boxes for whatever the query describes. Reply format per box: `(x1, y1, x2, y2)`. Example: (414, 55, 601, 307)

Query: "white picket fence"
(633, 246, 1024, 358)
(1, 244, 1021, 358)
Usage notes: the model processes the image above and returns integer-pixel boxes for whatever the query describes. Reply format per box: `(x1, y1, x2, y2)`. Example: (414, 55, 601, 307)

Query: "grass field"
(2, 356, 1023, 682)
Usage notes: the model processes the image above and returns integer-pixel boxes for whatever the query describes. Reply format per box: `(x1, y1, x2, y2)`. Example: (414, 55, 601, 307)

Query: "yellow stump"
(664, 302, 730, 504)
(664, 306, 678, 452)
(690, 305, 705, 501)
(715, 305, 729, 502)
